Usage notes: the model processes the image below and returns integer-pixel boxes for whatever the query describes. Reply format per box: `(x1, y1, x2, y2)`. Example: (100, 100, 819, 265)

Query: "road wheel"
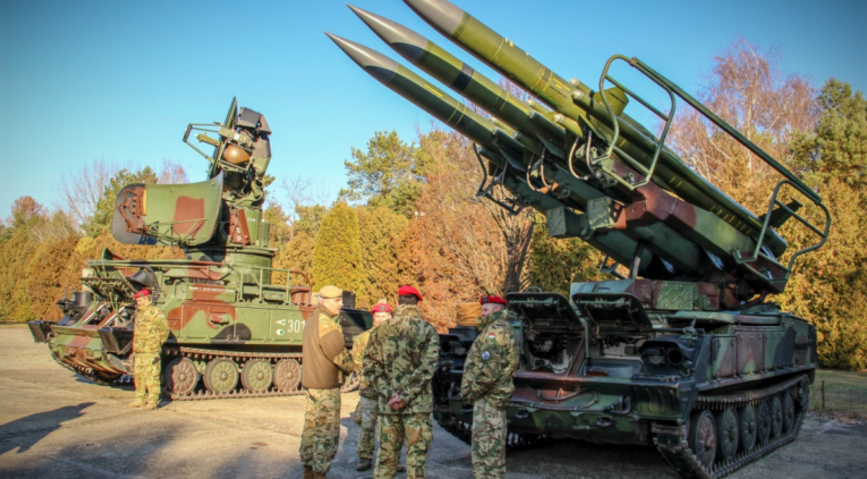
(241, 359, 273, 393)
(164, 357, 198, 396)
(273, 359, 301, 392)
(738, 404, 758, 452)
(770, 394, 783, 438)
(781, 391, 796, 434)
(688, 410, 717, 469)
(203, 358, 239, 394)
(714, 408, 739, 461)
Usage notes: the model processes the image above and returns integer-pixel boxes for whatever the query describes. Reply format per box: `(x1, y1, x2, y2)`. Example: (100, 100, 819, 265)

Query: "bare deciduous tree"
(55, 158, 119, 228)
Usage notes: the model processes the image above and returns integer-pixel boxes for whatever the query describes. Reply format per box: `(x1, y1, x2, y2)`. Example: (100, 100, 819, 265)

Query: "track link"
(653, 374, 809, 479)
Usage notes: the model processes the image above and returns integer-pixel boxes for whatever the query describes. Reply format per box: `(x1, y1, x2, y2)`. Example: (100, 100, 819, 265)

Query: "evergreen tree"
(312, 203, 361, 292)
(356, 206, 409, 308)
(272, 231, 315, 288)
(294, 204, 329, 239)
(339, 130, 425, 217)
(526, 214, 603, 295)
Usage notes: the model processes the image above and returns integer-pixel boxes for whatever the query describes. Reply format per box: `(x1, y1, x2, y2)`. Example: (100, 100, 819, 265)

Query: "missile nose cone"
(348, 4, 428, 61)
(402, 0, 465, 36)
(324, 32, 399, 84)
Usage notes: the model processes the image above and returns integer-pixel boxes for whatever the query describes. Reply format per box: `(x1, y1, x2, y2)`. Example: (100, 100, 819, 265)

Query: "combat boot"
(128, 399, 145, 408)
(302, 465, 314, 479)
(312, 472, 327, 479)
(356, 458, 372, 471)
(143, 402, 158, 411)
(397, 463, 406, 472)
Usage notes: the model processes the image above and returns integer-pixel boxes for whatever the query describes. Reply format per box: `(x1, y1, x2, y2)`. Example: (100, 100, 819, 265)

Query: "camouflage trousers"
(133, 352, 162, 404)
(472, 397, 507, 479)
(374, 412, 432, 479)
(299, 388, 341, 473)
(355, 395, 379, 459)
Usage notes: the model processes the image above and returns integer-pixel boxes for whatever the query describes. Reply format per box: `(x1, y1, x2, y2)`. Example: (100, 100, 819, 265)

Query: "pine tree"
(312, 203, 361, 292)
(356, 206, 409, 308)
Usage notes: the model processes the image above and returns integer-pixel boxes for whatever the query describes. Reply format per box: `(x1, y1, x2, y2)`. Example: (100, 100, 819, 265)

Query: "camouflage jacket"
(301, 306, 355, 390)
(460, 310, 519, 409)
(363, 304, 439, 414)
(133, 303, 169, 353)
(352, 326, 377, 397)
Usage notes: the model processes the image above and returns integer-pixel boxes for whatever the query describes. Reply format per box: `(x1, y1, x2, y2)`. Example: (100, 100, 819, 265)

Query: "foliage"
(339, 130, 425, 217)
(264, 203, 293, 246)
(294, 204, 329, 239)
(356, 206, 409, 309)
(312, 202, 361, 292)
(272, 231, 316, 288)
(526, 214, 603, 295)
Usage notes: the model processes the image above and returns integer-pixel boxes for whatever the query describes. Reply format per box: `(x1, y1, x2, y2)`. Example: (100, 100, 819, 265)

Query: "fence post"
(821, 380, 825, 410)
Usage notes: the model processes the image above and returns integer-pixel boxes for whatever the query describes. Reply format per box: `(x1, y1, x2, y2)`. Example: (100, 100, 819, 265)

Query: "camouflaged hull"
(27, 98, 371, 399)
(433, 280, 817, 477)
(28, 260, 370, 398)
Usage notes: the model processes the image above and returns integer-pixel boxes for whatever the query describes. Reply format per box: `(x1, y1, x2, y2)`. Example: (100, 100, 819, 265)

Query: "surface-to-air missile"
(27, 99, 371, 400)
(329, 0, 831, 477)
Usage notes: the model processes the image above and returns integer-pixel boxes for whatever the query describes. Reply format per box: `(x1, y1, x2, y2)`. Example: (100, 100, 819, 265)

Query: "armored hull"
(433, 284, 817, 477)
(28, 98, 370, 400)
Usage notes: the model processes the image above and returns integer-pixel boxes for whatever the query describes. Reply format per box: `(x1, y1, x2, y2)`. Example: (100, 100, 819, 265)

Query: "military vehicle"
(28, 99, 369, 400)
(329, 0, 829, 476)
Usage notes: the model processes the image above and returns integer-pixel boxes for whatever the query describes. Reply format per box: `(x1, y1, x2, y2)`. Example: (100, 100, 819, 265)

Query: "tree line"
(1, 41, 864, 369)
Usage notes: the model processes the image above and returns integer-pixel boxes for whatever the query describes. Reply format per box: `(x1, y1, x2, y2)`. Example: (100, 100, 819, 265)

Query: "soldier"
(299, 285, 356, 479)
(461, 295, 519, 479)
(128, 288, 169, 411)
(364, 285, 439, 479)
(352, 302, 405, 473)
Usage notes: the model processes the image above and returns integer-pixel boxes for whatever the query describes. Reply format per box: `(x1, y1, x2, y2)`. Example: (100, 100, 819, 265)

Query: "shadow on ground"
(0, 402, 94, 455)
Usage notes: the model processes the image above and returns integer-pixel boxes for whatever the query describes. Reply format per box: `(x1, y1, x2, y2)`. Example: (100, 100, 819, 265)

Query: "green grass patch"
(810, 369, 867, 419)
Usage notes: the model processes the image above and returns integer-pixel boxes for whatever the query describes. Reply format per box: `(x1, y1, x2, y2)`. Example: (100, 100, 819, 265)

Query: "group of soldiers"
(300, 285, 519, 479)
(123, 284, 519, 479)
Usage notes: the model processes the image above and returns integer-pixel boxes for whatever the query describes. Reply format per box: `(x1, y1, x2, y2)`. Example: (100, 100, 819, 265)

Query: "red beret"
(371, 303, 392, 314)
(480, 295, 507, 305)
(134, 289, 151, 299)
(398, 285, 423, 301)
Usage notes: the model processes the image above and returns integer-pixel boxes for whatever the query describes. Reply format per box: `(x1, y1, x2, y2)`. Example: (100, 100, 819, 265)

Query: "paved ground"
(1, 325, 865, 479)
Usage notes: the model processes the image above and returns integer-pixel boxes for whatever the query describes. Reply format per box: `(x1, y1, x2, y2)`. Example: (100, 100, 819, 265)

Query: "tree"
(294, 204, 329, 239)
(57, 158, 119, 228)
(789, 78, 867, 187)
(356, 206, 409, 309)
(339, 130, 425, 216)
(312, 203, 361, 292)
(272, 231, 315, 289)
(526, 214, 603, 295)
(264, 202, 293, 246)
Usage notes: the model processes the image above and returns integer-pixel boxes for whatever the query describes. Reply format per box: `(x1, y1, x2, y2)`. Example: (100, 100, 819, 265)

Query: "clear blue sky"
(1, 0, 865, 218)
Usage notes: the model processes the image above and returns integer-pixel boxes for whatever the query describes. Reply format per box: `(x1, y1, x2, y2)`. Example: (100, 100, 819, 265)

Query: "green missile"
(347, 4, 580, 161)
(325, 33, 696, 276)
(324, 33, 524, 169)
(402, 0, 788, 257)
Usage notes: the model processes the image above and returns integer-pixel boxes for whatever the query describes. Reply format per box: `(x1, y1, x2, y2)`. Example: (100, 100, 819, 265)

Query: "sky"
(1, 0, 865, 218)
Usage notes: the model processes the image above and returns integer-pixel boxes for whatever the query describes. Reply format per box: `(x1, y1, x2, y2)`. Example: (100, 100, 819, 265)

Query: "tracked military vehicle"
(28, 99, 369, 400)
(330, 0, 829, 476)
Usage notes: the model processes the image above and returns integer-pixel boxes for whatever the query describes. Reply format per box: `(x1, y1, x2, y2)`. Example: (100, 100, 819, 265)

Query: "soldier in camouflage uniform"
(129, 288, 169, 411)
(353, 302, 404, 472)
(364, 285, 439, 479)
(299, 285, 356, 479)
(461, 295, 520, 479)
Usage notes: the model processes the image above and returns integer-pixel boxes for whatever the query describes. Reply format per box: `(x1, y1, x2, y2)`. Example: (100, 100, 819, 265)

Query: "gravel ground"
(1, 325, 865, 479)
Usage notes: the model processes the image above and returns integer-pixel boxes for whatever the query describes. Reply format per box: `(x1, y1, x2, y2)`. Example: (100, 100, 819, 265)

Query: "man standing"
(128, 288, 169, 411)
(461, 295, 519, 479)
(352, 302, 403, 473)
(300, 285, 356, 479)
(364, 286, 439, 479)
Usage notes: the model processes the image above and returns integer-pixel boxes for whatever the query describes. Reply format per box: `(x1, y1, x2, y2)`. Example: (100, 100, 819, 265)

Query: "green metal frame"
(472, 143, 525, 216)
(592, 55, 831, 283)
(591, 55, 676, 190)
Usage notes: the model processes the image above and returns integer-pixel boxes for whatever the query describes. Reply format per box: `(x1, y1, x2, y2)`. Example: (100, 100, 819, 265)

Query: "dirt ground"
(1, 325, 865, 479)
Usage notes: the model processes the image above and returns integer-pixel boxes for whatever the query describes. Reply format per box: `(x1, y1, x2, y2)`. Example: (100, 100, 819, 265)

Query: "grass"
(810, 369, 867, 420)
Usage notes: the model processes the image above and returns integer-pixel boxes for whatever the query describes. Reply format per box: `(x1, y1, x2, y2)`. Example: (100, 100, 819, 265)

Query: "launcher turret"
(329, 1, 830, 306)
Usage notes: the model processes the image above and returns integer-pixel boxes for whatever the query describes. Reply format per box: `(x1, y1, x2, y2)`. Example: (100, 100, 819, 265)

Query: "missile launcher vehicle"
(329, 0, 830, 477)
(28, 99, 370, 400)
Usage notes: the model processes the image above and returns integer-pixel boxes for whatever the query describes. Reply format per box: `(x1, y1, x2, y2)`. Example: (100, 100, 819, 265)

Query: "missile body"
(325, 33, 716, 278)
(402, 0, 787, 257)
